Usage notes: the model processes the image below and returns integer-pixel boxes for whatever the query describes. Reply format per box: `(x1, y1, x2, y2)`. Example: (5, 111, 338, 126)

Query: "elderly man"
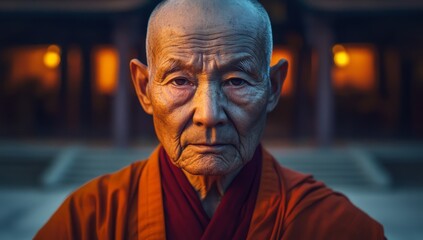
(35, 0, 385, 239)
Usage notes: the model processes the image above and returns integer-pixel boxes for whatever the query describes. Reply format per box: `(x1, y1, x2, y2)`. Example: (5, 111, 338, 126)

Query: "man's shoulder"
(281, 182, 385, 238)
(262, 150, 384, 238)
(34, 158, 152, 239)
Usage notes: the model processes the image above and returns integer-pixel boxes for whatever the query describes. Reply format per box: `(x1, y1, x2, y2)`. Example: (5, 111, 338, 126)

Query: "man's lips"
(189, 143, 229, 146)
(187, 143, 232, 152)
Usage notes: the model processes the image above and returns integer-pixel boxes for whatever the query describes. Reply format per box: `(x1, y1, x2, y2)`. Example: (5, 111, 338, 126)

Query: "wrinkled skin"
(131, 0, 287, 176)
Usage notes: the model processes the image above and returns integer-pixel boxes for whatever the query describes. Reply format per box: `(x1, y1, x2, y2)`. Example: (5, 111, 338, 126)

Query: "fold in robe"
(35, 145, 385, 239)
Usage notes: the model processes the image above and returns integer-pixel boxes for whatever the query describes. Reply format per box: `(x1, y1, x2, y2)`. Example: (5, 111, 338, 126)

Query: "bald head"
(146, 0, 273, 75)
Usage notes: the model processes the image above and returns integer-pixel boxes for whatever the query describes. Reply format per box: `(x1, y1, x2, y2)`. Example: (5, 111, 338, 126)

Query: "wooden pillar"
(113, 16, 140, 147)
(80, 44, 93, 134)
(294, 46, 311, 140)
(305, 15, 335, 146)
(59, 44, 68, 133)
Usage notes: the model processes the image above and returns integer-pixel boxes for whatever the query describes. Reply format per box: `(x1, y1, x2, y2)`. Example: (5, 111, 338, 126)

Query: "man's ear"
(130, 59, 153, 115)
(267, 59, 288, 112)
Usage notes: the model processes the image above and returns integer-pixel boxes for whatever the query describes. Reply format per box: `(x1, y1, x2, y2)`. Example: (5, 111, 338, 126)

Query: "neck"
(182, 169, 241, 217)
(182, 170, 240, 199)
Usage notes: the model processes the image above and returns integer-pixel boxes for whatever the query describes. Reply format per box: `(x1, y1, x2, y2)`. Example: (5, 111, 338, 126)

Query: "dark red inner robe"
(159, 146, 262, 240)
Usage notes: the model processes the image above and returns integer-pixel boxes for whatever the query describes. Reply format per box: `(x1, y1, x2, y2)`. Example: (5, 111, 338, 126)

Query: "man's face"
(131, 0, 286, 176)
(146, 25, 270, 176)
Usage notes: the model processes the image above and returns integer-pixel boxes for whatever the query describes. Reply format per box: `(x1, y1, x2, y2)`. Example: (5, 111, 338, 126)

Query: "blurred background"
(0, 0, 422, 239)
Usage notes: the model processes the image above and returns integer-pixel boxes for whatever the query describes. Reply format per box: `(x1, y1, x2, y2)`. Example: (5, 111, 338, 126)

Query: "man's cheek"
(162, 86, 194, 107)
(228, 104, 266, 129)
(225, 86, 267, 106)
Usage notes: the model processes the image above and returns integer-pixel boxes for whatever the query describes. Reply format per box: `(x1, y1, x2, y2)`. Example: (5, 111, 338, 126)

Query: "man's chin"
(178, 156, 238, 176)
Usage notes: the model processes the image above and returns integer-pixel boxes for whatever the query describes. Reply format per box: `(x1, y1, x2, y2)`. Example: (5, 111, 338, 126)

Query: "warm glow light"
(271, 47, 294, 96)
(43, 45, 61, 68)
(94, 47, 118, 94)
(333, 44, 350, 67)
(43, 52, 61, 68)
(334, 51, 350, 67)
(332, 44, 376, 92)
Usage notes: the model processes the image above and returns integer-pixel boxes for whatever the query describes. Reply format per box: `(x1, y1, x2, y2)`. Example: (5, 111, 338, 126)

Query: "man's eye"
(171, 78, 192, 86)
(226, 78, 247, 86)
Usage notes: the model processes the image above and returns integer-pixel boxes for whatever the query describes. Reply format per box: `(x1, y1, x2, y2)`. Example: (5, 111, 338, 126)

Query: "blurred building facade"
(0, 0, 422, 146)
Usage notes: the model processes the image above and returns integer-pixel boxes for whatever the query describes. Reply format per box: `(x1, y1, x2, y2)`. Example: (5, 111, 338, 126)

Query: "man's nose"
(192, 83, 227, 127)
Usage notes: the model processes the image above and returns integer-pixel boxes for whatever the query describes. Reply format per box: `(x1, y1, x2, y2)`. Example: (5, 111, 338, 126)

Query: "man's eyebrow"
(157, 58, 187, 81)
(219, 57, 260, 79)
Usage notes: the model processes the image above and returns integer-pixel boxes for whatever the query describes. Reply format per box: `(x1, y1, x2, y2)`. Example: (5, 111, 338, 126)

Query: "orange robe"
(35, 146, 385, 239)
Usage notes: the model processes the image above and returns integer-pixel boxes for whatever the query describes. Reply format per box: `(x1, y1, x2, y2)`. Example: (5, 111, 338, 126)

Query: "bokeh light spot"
(43, 45, 61, 68)
(334, 51, 350, 67)
(333, 44, 350, 67)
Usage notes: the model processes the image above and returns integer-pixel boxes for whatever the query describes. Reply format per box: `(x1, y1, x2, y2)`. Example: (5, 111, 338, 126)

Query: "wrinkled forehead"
(153, 27, 261, 57)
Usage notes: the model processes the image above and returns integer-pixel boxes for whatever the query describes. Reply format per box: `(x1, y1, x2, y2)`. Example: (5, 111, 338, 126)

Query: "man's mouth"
(190, 143, 228, 146)
(188, 143, 231, 152)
